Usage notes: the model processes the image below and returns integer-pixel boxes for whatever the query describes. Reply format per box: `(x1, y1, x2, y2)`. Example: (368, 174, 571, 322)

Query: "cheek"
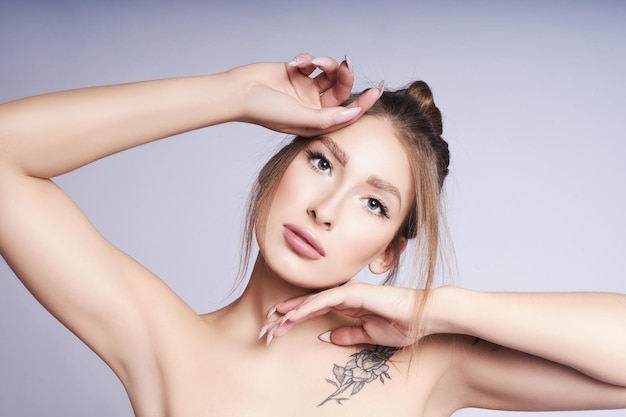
(273, 165, 301, 206)
(268, 166, 310, 225)
(332, 215, 396, 266)
(260, 164, 307, 240)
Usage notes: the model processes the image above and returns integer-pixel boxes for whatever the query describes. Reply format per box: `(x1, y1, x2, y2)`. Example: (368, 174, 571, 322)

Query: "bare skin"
(1, 54, 625, 417)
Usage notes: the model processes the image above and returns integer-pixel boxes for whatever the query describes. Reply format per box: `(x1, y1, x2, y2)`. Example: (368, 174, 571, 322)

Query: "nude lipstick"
(282, 224, 325, 260)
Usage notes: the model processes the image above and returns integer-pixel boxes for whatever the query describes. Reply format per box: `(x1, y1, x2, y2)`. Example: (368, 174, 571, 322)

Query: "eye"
(306, 150, 332, 173)
(362, 197, 390, 218)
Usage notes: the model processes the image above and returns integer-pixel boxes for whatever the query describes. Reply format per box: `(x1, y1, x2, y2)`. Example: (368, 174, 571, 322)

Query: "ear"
(368, 238, 408, 275)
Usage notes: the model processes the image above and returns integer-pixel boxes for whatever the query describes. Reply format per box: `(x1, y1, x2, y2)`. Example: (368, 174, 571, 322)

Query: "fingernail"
(288, 54, 307, 67)
(267, 323, 280, 345)
(266, 305, 277, 319)
(318, 331, 332, 343)
(279, 309, 296, 326)
(345, 54, 354, 74)
(333, 107, 361, 124)
(377, 80, 385, 98)
(311, 56, 334, 67)
(258, 322, 274, 339)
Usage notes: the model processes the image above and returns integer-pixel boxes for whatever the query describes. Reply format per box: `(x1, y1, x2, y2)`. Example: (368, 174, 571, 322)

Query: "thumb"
(330, 106, 362, 125)
(318, 326, 370, 346)
(274, 106, 363, 137)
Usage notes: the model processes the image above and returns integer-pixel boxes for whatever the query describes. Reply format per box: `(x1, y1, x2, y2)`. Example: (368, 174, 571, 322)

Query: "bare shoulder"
(0, 172, 210, 417)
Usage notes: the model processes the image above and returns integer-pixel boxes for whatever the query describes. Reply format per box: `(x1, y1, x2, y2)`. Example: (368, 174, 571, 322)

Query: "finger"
(289, 55, 345, 99)
(272, 292, 318, 315)
(347, 81, 384, 113)
(261, 83, 382, 137)
(288, 282, 412, 325)
(287, 53, 318, 77)
(319, 58, 354, 107)
(320, 326, 372, 346)
(258, 321, 278, 340)
(263, 305, 329, 341)
(301, 82, 382, 135)
(268, 104, 363, 137)
(310, 56, 340, 93)
(269, 320, 297, 338)
(285, 284, 360, 324)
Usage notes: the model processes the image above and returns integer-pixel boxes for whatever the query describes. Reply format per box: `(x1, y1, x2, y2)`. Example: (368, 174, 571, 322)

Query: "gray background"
(1, 1, 625, 416)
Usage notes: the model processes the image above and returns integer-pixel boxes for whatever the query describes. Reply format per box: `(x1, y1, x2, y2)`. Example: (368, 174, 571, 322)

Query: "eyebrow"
(317, 136, 402, 204)
(367, 175, 402, 204)
(318, 136, 348, 166)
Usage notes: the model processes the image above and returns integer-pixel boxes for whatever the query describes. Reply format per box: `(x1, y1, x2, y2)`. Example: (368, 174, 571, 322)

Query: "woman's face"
(259, 116, 415, 289)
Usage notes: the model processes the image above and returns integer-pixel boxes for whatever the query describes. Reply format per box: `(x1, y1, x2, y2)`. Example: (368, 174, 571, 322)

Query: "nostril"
(308, 207, 331, 229)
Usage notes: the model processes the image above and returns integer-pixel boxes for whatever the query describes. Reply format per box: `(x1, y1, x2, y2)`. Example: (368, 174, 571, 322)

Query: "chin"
(263, 253, 351, 290)
(274, 265, 340, 289)
(258, 231, 361, 289)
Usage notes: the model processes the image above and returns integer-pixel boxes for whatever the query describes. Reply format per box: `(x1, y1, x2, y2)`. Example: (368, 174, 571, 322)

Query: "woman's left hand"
(260, 281, 425, 347)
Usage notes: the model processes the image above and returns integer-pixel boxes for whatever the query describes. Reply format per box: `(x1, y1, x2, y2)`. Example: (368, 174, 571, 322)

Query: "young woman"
(0, 53, 625, 417)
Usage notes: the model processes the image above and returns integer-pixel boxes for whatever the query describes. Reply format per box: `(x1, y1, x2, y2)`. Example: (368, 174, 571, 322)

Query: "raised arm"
(0, 73, 237, 178)
(428, 286, 626, 387)
(0, 54, 382, 410)
(0, 54, 379, 179)
(429, 286, 626, 411)
(269, 282, 626, 412)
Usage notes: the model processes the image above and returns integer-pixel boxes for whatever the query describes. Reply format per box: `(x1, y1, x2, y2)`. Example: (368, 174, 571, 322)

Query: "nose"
(308, 207, 332, 229)
(307, 193, 340, 230)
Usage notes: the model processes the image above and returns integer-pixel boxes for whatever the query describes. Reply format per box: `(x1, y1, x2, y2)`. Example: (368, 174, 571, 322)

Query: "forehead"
(321, 116, 414, 205)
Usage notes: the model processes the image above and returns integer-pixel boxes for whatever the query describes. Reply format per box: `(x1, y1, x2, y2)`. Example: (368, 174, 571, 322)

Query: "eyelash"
(305, 149, 390, 219)
(306, 150, 332, 173)
(363, 197, 390, 219)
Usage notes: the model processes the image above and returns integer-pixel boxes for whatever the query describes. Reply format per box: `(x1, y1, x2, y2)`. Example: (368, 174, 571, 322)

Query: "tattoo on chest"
(318, 346, 399, 407)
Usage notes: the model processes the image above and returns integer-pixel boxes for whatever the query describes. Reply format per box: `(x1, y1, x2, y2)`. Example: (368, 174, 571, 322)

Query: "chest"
(157, 342, 449, 417)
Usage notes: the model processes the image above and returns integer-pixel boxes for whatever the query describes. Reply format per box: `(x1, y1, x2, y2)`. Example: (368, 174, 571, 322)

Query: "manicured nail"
(311, 56, 334, 67)
(279, 310, 296, 326)
(266, 305, 277, 319)
(288, 54, 307, 67)
(266, 322, 281, 345)
(334, 107, 362, 124)
(345, 54, 354, 74)
(258, 322, 274, 340)
(377, 80, 385, 98)
(318, 331, 332, 343)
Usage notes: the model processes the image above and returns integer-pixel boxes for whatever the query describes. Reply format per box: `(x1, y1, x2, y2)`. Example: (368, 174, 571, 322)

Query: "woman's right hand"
(228, 53, 383, 137)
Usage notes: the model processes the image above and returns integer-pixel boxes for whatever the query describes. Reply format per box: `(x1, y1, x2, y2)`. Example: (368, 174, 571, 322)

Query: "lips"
(283, 224, 326, 260)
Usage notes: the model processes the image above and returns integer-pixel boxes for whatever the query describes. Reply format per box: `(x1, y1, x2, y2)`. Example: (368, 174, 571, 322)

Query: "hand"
(228, 53, 383, 137)
(260, 281, 423, 347)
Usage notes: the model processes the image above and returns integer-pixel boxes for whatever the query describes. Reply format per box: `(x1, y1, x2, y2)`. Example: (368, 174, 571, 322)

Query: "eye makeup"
(306, 149, 332, 173)
(304, 146, 393, 220)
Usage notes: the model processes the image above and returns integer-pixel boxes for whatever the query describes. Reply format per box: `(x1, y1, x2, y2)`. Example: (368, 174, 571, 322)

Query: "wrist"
(223, 64, 265, 125)
(219, 69, 248, 123)
(424, 285, 474, 337)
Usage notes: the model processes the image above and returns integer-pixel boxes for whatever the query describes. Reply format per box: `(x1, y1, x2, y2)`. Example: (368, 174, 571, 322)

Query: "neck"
(236, 255, 313, 321)
(210, 255, 315, 345)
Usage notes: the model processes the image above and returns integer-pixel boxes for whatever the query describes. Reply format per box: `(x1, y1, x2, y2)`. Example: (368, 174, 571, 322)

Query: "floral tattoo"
(318, 346, 399, 407)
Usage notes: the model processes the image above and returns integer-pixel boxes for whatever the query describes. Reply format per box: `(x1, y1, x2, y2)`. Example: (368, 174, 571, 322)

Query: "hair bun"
(405, 81, 443, 135)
